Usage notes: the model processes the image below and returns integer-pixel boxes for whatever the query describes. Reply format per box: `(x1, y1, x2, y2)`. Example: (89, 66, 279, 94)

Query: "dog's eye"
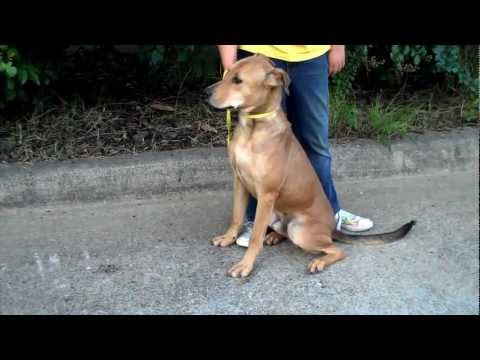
(232, 75, 242, 84)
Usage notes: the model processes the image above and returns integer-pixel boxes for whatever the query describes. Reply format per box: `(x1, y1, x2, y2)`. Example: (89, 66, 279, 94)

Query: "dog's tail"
(332, 220, 416, 245)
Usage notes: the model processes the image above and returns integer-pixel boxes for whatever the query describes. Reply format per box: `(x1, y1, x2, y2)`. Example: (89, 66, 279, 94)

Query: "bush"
(331, 45, 479, 99)
(1, 44, 477, 113)
(331, 45, 369, 97)
(137, 45, 219, 90)
(0, 45, 64, 110)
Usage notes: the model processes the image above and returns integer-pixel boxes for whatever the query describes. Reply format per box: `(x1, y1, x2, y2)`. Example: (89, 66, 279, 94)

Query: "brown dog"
(206, 54, 415, 278)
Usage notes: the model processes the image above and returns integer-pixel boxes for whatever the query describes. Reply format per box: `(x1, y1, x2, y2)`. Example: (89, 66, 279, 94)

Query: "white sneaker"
(236, 210, 373, 247)
(335, 209, 374, 232)
(236, 221, 254, 247)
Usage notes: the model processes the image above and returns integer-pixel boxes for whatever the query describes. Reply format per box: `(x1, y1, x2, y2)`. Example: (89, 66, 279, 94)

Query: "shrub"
(1, 45, 477, 113)
(0, 45, 63, 110)
(331, 45, 369, 98)
(331, 45, 479, 99)
(137, 45, 219, 90)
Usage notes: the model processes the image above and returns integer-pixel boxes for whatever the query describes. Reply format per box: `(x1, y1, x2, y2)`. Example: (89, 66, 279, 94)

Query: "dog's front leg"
(228, 192, 276, 278)
(212, 175, 249, 247)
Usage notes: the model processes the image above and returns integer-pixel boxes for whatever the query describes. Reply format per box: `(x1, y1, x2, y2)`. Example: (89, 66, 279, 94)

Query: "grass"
(330, 88, 478, 143)
(0, 88, 478, 163)
(0, 93, 228, 162)
(367, 98, 416, 142)
(462, 96, 479, 122)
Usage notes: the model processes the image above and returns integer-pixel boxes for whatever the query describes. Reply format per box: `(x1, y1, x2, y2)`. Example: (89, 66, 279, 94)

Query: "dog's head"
(205, 54, 290, 112)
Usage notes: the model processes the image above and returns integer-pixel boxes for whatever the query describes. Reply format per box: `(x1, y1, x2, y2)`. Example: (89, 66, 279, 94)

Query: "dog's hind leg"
(306, 244, 345, 273)
(289, 222, 346, 273)
(265, 231, 286, 246)
(265, 213, 288, 245)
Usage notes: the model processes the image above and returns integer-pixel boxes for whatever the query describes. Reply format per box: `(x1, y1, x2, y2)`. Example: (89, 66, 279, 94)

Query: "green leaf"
(413, 55, 421, 65)
(433, 45, 444, 55)
(17, 89, 26, 99)
(18, 68, 28, 84)
(6, 89, 16, 101)
(177, 47, 191, 62)
(7, 47, 17, 59)
(149, 49, 164, 66)
(5, 64, 17, 77)
(6, 78, 15, 90)
(32, 74, 40, 85)
(29, 69, 40, 85)
(0, 45, 8, 50)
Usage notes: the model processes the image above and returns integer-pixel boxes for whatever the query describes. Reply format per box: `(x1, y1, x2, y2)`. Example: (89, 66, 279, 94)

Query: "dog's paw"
(264, 231, 285, 246)
(228, 260, 254, 278)
(212, 233, 237, 247)
(307, 258, 326, 274)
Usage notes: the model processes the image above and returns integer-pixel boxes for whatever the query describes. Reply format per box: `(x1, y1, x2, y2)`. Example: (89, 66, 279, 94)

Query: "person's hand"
(217, 45, 238, 71)
(328, 45, 345, 76)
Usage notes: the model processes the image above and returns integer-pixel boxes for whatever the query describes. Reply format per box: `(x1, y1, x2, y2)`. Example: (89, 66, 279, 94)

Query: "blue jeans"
(238, 50, 341, 222)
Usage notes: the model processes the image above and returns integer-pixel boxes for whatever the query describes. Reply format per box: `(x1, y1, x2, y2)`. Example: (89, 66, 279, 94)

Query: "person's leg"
(288, 54, 340, 213)
(288, 54, 373, 232)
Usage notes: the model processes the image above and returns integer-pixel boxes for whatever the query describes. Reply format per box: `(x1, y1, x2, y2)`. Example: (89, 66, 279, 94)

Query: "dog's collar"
(244, 109, 278, 120)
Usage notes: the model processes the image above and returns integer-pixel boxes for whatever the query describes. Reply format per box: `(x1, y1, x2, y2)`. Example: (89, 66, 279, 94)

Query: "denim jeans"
(237, 50, 341, 221)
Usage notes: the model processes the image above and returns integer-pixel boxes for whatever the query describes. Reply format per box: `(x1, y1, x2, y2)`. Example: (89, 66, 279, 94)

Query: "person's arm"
(217, 45, 238, 71)
(328, 45, 346, 76)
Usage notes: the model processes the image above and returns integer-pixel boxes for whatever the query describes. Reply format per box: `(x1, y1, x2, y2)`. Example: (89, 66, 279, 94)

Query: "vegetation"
(0, 45, 478, 162)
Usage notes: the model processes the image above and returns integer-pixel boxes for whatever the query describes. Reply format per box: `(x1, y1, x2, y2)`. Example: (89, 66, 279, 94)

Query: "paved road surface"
(1, 170, 478, 314)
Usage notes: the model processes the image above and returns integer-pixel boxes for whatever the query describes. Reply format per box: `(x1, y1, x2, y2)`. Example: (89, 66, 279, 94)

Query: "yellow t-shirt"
(239, 45, 331, 62)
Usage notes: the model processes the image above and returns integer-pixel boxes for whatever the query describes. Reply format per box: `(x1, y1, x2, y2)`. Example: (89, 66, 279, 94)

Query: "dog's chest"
(231, 142, 257, 183)
(234, 143, 253, 166)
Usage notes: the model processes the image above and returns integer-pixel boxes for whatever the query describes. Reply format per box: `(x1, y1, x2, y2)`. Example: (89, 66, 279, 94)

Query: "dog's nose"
(204, 85, 214, 97)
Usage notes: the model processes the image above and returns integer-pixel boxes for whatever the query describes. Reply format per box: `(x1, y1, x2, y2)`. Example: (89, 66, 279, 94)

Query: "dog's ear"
(255, 53, 275, 66)
(264, 68, 290, 95)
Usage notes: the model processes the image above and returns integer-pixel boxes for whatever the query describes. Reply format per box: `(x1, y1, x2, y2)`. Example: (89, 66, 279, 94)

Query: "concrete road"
(0, 170, 478, 314)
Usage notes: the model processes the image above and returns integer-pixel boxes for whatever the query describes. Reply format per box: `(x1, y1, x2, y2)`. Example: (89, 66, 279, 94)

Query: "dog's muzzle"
(204, 84, 215, 97)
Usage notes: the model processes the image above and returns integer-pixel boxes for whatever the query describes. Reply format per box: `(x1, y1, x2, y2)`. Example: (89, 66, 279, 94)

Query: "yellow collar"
(244, 109, 278, 120)
(224, 108, 278, 145)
